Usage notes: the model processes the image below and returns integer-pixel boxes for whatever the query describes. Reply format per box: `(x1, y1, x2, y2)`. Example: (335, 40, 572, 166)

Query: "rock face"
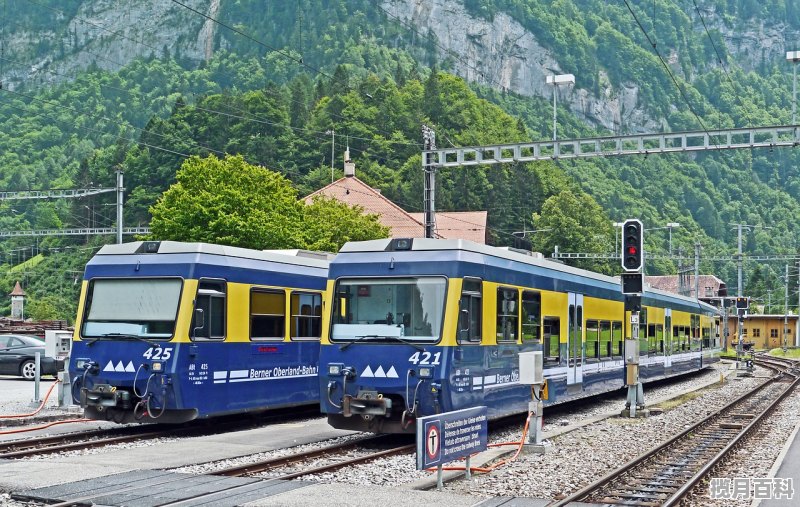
(1, 0, 210, 90)
(383, 0, 657, 133)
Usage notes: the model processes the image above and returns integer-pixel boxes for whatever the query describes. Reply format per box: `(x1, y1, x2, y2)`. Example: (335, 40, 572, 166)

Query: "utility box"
(45, 330, 73, 365)
(519, 351, 544, 385)
(624, 338, 639, 365)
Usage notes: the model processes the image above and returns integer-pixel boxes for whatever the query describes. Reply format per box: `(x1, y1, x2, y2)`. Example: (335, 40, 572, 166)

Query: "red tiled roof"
(645, 275, 726, 298)
(9, 281, 25, 297)
(304, 177, 487, 243)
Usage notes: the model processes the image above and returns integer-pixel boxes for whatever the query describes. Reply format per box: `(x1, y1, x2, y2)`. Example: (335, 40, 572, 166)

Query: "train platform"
(756, 413, 800, 507)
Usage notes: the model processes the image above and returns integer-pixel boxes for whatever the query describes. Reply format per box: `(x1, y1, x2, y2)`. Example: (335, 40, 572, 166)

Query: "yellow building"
(725, 314, 798, 350)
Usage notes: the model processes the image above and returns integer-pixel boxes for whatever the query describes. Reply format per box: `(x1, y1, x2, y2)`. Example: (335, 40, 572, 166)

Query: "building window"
(771, 328, 779, 338)
(752, 328, 761, 338)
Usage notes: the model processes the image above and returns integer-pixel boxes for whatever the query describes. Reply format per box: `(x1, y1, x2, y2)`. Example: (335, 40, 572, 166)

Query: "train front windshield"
(82, 278, 183, 340)
(331, 277, 446, 343)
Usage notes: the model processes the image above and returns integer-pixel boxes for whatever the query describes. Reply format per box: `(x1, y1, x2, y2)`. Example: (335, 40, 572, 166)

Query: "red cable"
(0, 379, 61, 419)
(0, 418, 92, 435)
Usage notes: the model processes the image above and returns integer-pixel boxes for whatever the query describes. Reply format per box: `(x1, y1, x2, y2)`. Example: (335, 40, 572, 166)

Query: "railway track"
(551, 357, 799, 506)
(210, 434, 415, 480)
(0, 406, 322, 459)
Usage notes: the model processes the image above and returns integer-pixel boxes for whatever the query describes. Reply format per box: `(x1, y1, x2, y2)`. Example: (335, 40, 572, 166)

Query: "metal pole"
(33, 351, 41, 404)
(553, 85, 557, 142)
(793, 62, 796, 126)
(668, 227, 673, 256)
(115, 167, 124, 244)
(737, 224, 743, 297)
(797, 259, 800, 347)
(694, 242, 700, 300)
(785, 263, 789, 352)
(330, 130, 335, 183)
(422, 125, 437, 239)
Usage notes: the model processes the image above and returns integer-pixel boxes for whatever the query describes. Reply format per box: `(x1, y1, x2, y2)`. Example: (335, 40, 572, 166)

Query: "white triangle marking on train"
(115, 361, 125, 372)
(125, 361, 135, 372)
(374, 365, 387, 377)
(361, 365, 374, 377)
(386, 366, 399, 378)
(103, 360, 115, 372)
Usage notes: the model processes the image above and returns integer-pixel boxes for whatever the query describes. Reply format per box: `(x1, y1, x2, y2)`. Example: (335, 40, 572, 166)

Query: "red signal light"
(627, 246, 638, 255)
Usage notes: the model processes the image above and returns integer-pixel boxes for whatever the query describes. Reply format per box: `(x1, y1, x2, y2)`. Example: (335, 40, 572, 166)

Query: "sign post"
(416, 406, 488, 490)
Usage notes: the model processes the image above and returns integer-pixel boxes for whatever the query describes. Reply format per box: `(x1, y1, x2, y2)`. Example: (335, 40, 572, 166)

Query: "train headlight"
(151, 362, 164, 372)
(328, 363, 343, 376)
(418, 367, 433, 379)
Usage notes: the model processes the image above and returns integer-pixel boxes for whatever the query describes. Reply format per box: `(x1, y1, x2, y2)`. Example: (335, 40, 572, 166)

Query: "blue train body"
(68, 241, 329, 423)
(319, 238, 721, 433)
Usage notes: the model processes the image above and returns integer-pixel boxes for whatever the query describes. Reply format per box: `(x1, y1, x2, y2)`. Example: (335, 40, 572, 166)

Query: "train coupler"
(342, 390, 392, 418)
(80, 384, 133, 411)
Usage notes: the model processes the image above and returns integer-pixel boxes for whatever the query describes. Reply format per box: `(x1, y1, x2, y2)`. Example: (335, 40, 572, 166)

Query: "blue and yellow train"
(319, 238, 721, 433)
(69, 241, 330, 423)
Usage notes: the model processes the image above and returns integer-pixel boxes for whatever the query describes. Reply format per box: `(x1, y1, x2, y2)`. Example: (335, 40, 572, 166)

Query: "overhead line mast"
(421, 124, 799, 232)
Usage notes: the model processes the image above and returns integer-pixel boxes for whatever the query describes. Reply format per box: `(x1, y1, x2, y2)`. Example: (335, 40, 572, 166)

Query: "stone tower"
(9, 281, 26, 320)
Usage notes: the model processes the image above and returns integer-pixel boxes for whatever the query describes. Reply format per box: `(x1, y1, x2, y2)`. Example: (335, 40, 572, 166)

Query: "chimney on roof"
(344, 146, 355, 178)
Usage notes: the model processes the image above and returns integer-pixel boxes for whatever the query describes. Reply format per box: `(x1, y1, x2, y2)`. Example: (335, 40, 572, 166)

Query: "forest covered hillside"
(2, 0, 800, 319)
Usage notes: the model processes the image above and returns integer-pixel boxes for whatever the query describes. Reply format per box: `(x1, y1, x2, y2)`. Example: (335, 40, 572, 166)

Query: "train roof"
(338, 238, 720, 314)
(96, 241, 333, 269)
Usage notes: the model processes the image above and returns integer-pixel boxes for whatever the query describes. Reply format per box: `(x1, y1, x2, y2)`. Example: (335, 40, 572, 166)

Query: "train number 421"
(408, 351, 441, 365)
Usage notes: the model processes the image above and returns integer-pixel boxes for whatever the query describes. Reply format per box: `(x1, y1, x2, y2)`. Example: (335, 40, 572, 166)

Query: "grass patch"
(653, 389, 709, 411)
(768, 348, 800, 358)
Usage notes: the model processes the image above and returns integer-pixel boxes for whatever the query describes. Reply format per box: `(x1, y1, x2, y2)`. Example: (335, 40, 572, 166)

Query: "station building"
(304, 149, 487, 243)
(724, 314, 799, 350)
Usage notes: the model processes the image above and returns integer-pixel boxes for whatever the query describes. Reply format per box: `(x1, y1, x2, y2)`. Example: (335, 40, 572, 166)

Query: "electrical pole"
(326, 129, 335, 183)
(422, 125, 437, 239)
(737, 224, 743, 297)
(694, 242, 701, 300)
(115, 167, 124, 245)
(785, 263, 789, 353)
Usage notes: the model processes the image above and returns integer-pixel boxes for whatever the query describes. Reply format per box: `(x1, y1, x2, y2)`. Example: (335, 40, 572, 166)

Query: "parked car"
(0, 335, 61, 380)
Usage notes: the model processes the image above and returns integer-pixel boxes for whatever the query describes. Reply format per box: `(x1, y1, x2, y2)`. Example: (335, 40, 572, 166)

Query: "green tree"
(149, 154, 387, 251)
(529, 190, 615, 274)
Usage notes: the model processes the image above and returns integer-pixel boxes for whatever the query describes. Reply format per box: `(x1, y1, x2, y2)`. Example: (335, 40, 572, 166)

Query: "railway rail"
(0, 406, 321, 459)
(550, 356, 799, 506)
(210, 435, 414, 479)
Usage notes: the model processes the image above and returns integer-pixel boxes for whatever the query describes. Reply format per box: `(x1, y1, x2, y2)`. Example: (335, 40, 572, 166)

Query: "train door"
(664, 309, 672, 369)
(567, 293, 584, 385)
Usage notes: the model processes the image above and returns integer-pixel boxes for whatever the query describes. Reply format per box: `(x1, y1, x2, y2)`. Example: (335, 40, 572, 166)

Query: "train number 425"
(142, 347, 173, 360)
(408, 351, 441, 365)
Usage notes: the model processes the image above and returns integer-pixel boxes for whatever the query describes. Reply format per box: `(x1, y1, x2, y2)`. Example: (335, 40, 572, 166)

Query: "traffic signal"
(736, 297, 749, 310)
(621, 219, 644, 272)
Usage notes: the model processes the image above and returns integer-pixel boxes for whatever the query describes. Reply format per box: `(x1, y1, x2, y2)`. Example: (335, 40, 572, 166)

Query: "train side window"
(290, 292, 322, 340)
(543, 317, 561, 364)
(250, 289, 286, 341)
(521, 291, 541, 343)
(459, 278, 482, 344)
(496, 287, 518, 343)
(612, 321, 623, 356)
(656, 324, 664, 354)
(599, 321, 611, 358)
(647, 324, 657, 356)
(673, 326, 681, 351)
(192, 279, 226, 340)
(585, 320, 599, 361)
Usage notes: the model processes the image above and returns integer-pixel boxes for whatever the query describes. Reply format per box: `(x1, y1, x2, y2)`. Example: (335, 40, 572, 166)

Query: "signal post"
(620, 219, 649, 418)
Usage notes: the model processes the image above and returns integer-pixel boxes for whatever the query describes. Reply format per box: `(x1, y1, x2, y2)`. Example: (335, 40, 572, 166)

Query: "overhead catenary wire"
(621, 0, 715, 139)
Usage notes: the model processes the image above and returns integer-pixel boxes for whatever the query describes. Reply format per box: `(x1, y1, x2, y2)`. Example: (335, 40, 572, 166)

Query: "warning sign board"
(416, 406, 487, 470)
